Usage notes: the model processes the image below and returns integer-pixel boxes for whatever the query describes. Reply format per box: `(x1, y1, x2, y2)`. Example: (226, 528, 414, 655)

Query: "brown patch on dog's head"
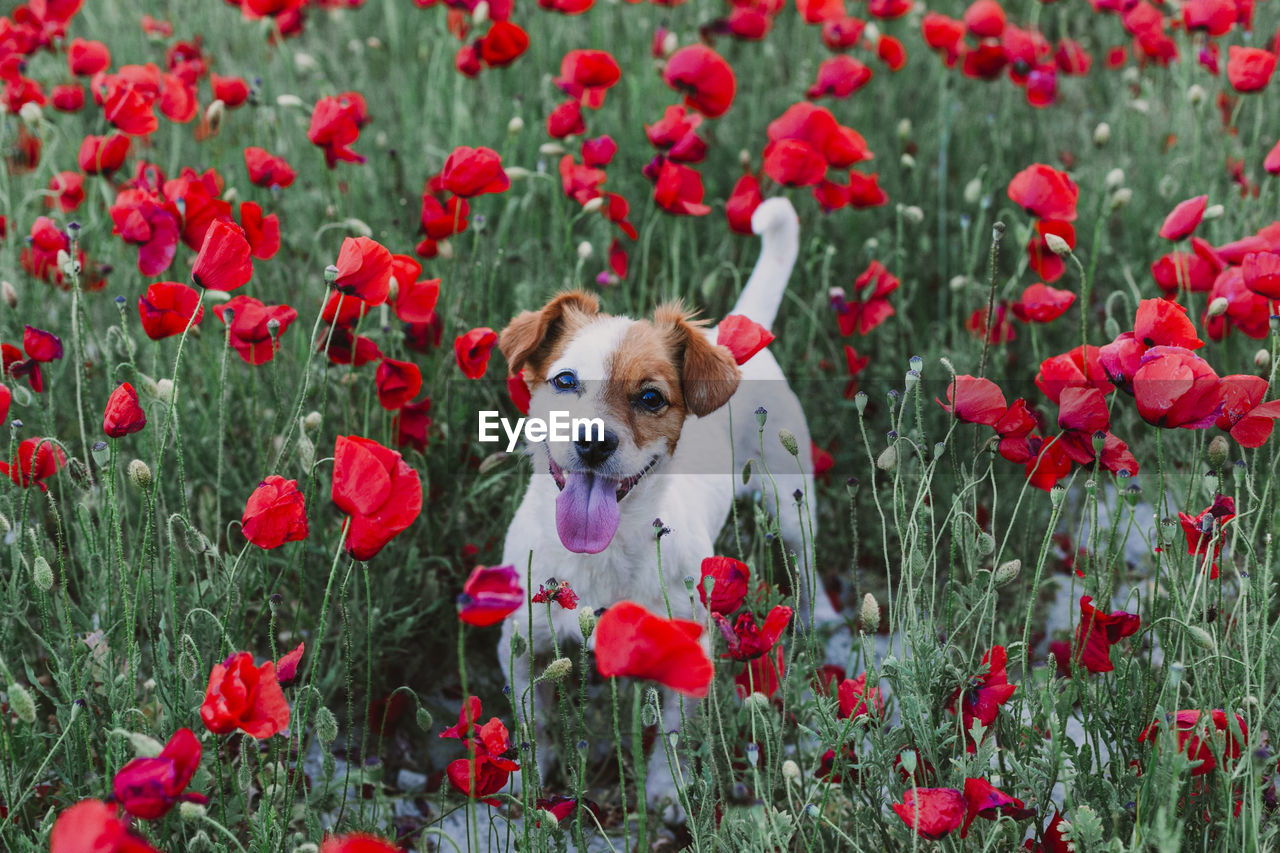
(602, 322, 687, 453)
(498, 290, 601, 381)
(654, 301, 741, 418)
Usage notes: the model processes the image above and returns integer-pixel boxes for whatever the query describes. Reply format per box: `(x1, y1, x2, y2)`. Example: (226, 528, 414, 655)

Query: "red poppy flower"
(103, 383, 146, 438)
(1132, 345, 1223, 429)
(806, 55, 873, 99)
(938, 375, 1007, 427)
(822, 15, 866, 50)
(892, 788, 966, 839)
(108, 188, 182, 276)
(68, 37, 111, 75)
(1216, 374, 1280, 447)
(212, 296, 297, 365)
(308, 93, 368, 168)
(1183, 0, 1237, 35)
(200, 651, 291, 738)
(833, 261, 899, 335)
(242, 476, 308, 549)
(796, 0, 845, 23)
(964, 0, 1005, 37)
(1007, 163, 1079, 221)
(332, 236, 393, 305)
(1266, 139, 1280, 175)
(321, 325, 383, 366)
(112, 728, 204, 820)
(946, 645, 1017, 751)
(837, 672, 884, 720)
(662, 44, 736, 118)
(960, 777, 1033, 838)
(877, 35, 907, 70)
(1178, 494, 1235, 578)
(594, 601, 713, 697)
(1159, 195, 1208, 240)
(374, 358, 422, 411)
(332, 435, 423, 559)
(441, 146, 510, 197)
(0, 438, 66, 491)
(1152, 243, 1222, 294)
(211, 73, 250, 107)
(532, 578, 579, 610)
(1134, 297, 1206, 351)
(239, 202, 280, 260)
(716, 315, 774, 365)
(393, 397, 433, 452)
(1074, 595, 1140, 673)
(191, 219, 253, 292)
(762, 139, 827, 186)
(698, 556, 749, 614)
(447, 751, 513, 805)
(1242, 251, 1280, 299)
(458, 564, 524, 626)
(582, 135, 618, 168)
(455, 327, 498, 379)
(46, 171, 84, 213)
(546, 99, 586, 138)
(50, 800, 161, 853)
(652, 159, 711, 216)
(52, 83, 85, 112)
(715, 604, 791, 660)
(0, 384, 10, 426)
(138, 282, 203, 340)
(1012, 283, 1075, 323)
(1138, 709, 1247, 776)
(726, 172, 763, 234)
(477, 20, 530, 68)
(320, 833, 400, 853)
(1227, 46, 1276, 93)
(162, 168, 231, 250)
(555, 49, 621, 108)
(1024, 435, 1073, 490)
(244, 146, 296, 188)
(768, 102, 870, 168)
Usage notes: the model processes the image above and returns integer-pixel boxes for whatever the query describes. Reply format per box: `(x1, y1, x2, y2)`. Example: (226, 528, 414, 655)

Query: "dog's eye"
(637, 389, 666, 411)
(551, 371, 578, 391)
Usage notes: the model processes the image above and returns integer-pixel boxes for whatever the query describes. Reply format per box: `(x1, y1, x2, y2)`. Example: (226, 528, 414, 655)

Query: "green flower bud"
(8, 683, 36, 723)
(315, 706, 339, 744)
(542, 657, 573, 681)
(416, 706, 433, 732)
(578, 608, 596, 642)
(33, 556, 53, 592)
(1208, 436, 1229, 470)
(859, 593, 880, 633)
(994, 559, 1021, 587)
(127, 459, 152, 489)
(778, 428, 799, 457)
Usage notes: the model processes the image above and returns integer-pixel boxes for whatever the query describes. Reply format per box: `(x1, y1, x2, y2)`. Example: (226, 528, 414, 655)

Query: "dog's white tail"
(729, 197, 800, 331)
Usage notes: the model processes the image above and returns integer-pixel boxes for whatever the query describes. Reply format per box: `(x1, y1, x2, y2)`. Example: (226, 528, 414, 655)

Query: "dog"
(495, 197, 836, 820)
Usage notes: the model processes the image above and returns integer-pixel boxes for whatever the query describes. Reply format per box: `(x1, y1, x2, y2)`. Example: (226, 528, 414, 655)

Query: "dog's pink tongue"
(556, 471, 621, 554)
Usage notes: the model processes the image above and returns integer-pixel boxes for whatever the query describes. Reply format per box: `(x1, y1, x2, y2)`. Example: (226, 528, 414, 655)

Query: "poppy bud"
(542, 657, 573, 681)
(302, 411, 323, 434)
(898, 748, 917, 776)
(1187, 84, 1206, 106)
(577, 608, 596, 641)
(205, 99, 225, 135)
(991, 221, 1006, 244)
(1103, 168, 1125, 190)
(511, 629, 528, 658)
(297, 434, 315, 471)
(1203, 203, 1224, 221)
(127, 459, 152, 489)
(19, 101, 42, 128)
(1093, 122, 1111, 147)
(949, 274, 969, 292)
(1185, 624, 1215, 651)
(859, 592, 880, 633)
(754, 406, 767, 429)
(909, 355, 923, 373)
(976, 532, 995, 556)
(740, 459, 753, 484)
(994, 559, 1021, 587)
(904, 369, 920, 393)
(1207, 436, 1230, 470)
(1, 280, 16, 308)
(1255, 348, 1270, 370)
(67, 458, 91, 489)
(155, 379, 175, 404)
(416, 706, 433, 731)
(782, 759, 800, 780)
(576, 241, 593, 260)
(963, 177, 983, 205)
(178, 649, 198, 681)
(507, 116, 524, 134)
(899, 154, 916, 171)
(854, 391, 868, 415)
(1109, 188, 1132, 211)
(743, 694, 770, 713)
(876, 444, 897, 471)
(504, 166, 530, 181)
(778, 428, 799, 456)
(1050, 485, 1066, 507)
(8, 683, 36, 723)
(1044, 233, 1072, 257)
(437, 240, 454, 260)
(315, 706, 339, 743)
(1206, 297, 1229, 318)
(901, 204, 923, 224)
(538, 142, 565, 156)
(33, 556, 53, 592)
(471, 0, 489, 24)
(1092, 431, 1106, 457)
(0, 513, 9, 537)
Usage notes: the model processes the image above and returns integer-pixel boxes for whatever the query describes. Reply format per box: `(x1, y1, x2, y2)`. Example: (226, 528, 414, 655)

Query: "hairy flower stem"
(976, 221, 1005, 380)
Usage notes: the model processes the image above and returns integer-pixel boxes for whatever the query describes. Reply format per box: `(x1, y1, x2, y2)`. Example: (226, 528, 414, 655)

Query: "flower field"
(2, 0, 1280, 849)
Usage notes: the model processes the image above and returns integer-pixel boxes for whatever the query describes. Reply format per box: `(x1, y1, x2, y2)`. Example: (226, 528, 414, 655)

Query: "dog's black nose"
(574, 430, 618, 468)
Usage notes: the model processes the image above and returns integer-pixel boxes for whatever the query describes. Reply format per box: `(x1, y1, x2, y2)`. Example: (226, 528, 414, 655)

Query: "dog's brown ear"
(499, 291, 600, 378)
(655, 302, 741, 417)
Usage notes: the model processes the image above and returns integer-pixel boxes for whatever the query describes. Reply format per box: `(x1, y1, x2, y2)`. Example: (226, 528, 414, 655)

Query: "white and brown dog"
(496, 198, 836, 817)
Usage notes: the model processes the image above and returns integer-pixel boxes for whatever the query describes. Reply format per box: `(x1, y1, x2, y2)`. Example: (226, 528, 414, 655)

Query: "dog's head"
(500, 290, 740, 554)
